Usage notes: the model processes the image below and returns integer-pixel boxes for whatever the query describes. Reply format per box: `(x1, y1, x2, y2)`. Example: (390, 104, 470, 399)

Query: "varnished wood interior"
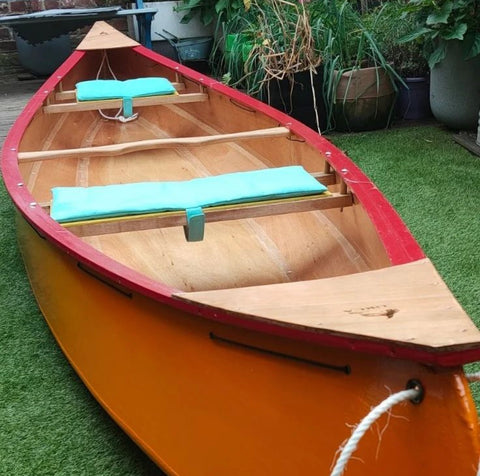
(18, 47, 391, 292)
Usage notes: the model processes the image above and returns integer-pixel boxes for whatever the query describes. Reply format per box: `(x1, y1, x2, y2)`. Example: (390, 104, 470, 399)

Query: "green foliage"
(400, 0, 480, 68)
(213, 0, 402, 131)
(211, 0, 322, 97)
(319, 0, 402, 130)
(365, 1, 429, 77)
(176, 0, 249, 25)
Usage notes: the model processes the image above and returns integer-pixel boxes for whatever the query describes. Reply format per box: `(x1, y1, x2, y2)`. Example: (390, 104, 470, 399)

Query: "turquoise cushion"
(76, 77, 176, 101)
(50, 166, 327, 223)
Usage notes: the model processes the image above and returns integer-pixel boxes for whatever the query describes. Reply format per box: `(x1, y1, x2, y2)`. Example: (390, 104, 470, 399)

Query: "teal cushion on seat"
(50, 166, 327, 223)
(76, 77, 176, 101)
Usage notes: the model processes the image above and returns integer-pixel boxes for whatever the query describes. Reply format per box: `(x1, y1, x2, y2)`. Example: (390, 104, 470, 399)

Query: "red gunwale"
(5, 44, 473, 368)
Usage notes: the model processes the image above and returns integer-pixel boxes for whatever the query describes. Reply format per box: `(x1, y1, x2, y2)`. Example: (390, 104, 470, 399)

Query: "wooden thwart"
(43, 91, 208, 114)
(61, 192, 353, 237)
(18, 127, 292, 162)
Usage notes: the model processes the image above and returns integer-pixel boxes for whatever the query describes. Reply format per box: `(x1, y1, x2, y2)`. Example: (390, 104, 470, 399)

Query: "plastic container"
(15, 34, 72, 76)
(156, 30, 212, 63)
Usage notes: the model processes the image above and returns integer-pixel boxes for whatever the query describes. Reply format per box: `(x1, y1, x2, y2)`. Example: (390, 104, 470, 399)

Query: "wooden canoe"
(2, 22, 480, 475)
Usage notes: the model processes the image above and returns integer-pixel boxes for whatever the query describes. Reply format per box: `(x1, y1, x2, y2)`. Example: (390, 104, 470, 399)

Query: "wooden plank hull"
(2, 22, 480, 474)
(16, 215, 480, 475)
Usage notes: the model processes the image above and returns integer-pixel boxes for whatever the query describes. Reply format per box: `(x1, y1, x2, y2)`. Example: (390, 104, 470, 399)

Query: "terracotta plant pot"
(334, 66, 395, 132)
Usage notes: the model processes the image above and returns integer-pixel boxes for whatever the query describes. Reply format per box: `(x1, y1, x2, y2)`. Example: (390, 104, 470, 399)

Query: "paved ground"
(0, 78, 44, 145)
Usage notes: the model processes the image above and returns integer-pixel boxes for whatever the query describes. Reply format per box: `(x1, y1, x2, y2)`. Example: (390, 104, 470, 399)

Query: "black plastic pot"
(15, 34, 72, 76)
(430, 40, 480, 131)
(260, 69, 326, 132)
(396, 76, 432, 121)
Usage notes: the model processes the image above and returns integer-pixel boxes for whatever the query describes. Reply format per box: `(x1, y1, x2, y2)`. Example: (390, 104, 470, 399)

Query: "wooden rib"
(43, 92, 208, 114)
(61, 193, 353, 237)
(18, 127, 291, 162)
(55, 82, 186, 101)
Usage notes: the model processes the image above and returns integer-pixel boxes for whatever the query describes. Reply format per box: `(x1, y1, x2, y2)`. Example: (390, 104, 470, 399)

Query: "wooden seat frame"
(57, 191, 353, 237)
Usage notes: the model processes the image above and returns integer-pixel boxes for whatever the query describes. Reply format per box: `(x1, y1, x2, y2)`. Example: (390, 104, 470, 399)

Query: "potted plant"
(368, 0, 431, 120)
(400, 0, 480, 129)
(320, 0, 402, 132)
(175, 0, 248, 26)
(214, 0, 326, 132)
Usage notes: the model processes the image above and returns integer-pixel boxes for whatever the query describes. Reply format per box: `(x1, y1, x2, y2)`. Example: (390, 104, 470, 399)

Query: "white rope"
(330, 387, 420, 476)
(94, 51, 139, 123)
(96, 50, 117, 81)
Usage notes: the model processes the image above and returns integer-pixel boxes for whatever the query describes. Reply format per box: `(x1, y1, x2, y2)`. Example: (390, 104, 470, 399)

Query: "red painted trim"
(170, 296, 480, 367)
(1, 50, 175, 300)
(3, 44, 477, 367)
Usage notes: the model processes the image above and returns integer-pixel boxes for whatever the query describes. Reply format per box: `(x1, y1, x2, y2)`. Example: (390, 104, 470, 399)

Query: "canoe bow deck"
(3, 20, 480, 475)
(176, 258, 480, 364)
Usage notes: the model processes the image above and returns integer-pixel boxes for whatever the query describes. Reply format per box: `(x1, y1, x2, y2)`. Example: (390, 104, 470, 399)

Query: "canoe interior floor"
(21, 108, 371, 292)
(82, 212, 369, 291)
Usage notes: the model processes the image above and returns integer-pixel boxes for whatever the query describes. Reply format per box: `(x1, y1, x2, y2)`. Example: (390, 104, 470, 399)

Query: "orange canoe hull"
(17, 215, 480, 475)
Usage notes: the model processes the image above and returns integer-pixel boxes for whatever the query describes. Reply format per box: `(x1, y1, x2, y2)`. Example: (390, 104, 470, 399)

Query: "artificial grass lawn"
(0, 178, 165, 474)
(0, 123, 478, 473)
(329, 126, 479, 326)
(330, 125, 480, 399)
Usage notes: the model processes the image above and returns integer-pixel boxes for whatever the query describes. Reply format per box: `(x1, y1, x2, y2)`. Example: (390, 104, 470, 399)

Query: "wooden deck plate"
(175, 258, 480, 353)
(76, 21, 139, 51)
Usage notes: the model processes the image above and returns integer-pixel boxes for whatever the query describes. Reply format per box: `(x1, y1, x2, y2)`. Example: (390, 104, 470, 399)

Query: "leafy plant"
(176, 0, 251, 25)
(399, 0, 480, 68)
(365, 1, 429, 77)
(319, 0, 402, 129)
(213, 0, 323, 96)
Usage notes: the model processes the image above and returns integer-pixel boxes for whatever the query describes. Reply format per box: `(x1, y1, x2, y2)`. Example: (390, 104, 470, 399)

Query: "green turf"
(0, 179, 165, 475)
(1, 124, 479, 473)
(329, 126, 480, 325)
(329, 125, 480, 400)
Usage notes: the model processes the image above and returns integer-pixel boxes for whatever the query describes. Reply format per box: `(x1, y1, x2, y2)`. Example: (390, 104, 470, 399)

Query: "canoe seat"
(50, 166, 341, 241)
(75, 77, 176, 118)
(54, 81, 186, 102)
(44, 77, 208, 115)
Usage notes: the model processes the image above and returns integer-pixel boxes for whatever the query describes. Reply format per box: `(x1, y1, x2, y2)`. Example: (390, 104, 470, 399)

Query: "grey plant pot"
(430, 40, 480, 131)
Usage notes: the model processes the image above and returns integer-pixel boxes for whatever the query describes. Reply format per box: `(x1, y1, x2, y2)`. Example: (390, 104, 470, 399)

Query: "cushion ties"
(184, 207, 205, 242)
(122, 96, 133, 118)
